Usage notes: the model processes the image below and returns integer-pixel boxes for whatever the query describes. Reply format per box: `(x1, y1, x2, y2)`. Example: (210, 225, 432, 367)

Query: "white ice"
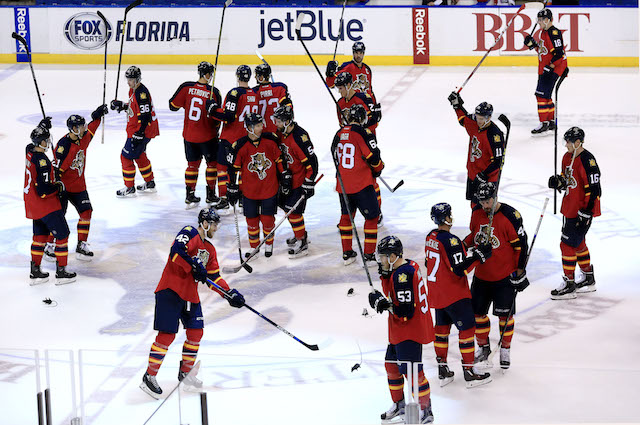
(0, 63, 639, 425)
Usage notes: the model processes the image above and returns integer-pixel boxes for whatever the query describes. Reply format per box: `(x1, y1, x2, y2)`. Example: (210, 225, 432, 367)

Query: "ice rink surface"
(0, 62, 639, 424)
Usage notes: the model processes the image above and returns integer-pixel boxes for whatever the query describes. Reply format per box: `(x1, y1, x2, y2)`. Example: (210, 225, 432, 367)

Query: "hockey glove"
(280, 171, 293, 197)
(205, 99, 218, 116)
(110, 100, 127, 113)
(54, 181, 65, 194)
(448, 91, 463, 109)
(226, 183, 241, 206)
(302, 178, 315, 199)
(474, 171, 488, 186)
(191, 257, 207, 283)
(577, 209, 592, 229)
(548, 174, 567, 192)
(473, 243, 493, 263)
(378, 262, 392, 279)
(510, 271, 530, 292)
(91, 104, 109, 121)
(326, 60, 339, 78)
(38, 116, 52, 130)
(524, 35, 538, 50)
(372, 103, 382, 123)
(368, 290, 392, 314)
(226, 288, 245, 308)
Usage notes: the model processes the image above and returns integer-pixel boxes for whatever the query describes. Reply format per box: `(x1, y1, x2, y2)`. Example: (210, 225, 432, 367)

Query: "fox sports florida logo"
(64, 12, 112, 50)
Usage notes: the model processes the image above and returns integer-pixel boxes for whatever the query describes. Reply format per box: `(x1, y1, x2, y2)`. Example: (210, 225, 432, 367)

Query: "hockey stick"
(97, 10, 108, 145)
(231, 204, 253, 273)
(255, 50, 275, 83)
(489, 197, 549, 363)
(222, 174, 324, 274)
(12, 32, 45, 118)
(114, 0, 142, 101)
(205, 278, 319, 351)
(456, 2, 544, 94)
(553, 68, 569, 214)
(210, 0, 233, 99)
(332, 0, 348, 61)
(378, 176, 404, 194)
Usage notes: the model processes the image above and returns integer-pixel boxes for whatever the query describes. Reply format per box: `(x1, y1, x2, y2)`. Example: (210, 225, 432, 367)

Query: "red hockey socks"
(374, 180, 382, 208)
(385, 362, 404, 403)
(576, 241, 591, 273)
(459, 327, 476, 368)
(498, 316, 515, 349)
(77, 209, 91, 242)
(416, 371, 431, 410)
(31, 235, 48, 265)
(135, 152, 154, 182)
(147, 332, 176, 376)
(364, 218, 378, 255)
(246, 216, 260, 248)
(55, 237, 69, 267)
(185, 160, 201, 190)
(474, 315, 490, 347)
(288, 214, 306, 240)
(217, 165, 228, 197)
(560, 241, 577, 279)
(338, 214, 353, 252)
(181, 328, 203, 374)
(434, 324, 451, 362)
(205, 161, 217, 189)
(121, 155, 136, 188)
(536, 96, 555, 122)
(260, 215, 275, 246)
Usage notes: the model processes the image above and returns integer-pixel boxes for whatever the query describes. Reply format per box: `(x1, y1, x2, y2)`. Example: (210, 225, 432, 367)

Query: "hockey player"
(447, 93, 505, 206)
(24, 120, 77, 285)
(524, 8, 568, 135)
(169, 61, 223, 208)
(253, 63, 292, 133)
(463, 183, 530, 369)
(331, 104, 383, 267)
(227, 113, 290, 257)
(369, 236, 434, 424)
(272, 104, 318, 259)
(548, 127, 600, 299)
(425, 202, 493, 387)
(140, 208, 245, 399)
(326, 41, 377, 102)
(206, 65, 258, 213)
(46, 105, 108, 262)
(110, 66, 160, 197)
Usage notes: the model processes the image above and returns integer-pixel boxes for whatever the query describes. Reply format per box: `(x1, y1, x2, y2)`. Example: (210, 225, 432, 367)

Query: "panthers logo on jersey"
(280, 144, 294, 166)
(563, 166, 577, 191)
(196, 248, 210, 267)
(474, 224, 500, 249)
(470, 136, 482, 162)
(355, 74, 370, 92)
(537, 39, 548, 61)
(248, 152, 272, 180)
(70, 149, 86, 177)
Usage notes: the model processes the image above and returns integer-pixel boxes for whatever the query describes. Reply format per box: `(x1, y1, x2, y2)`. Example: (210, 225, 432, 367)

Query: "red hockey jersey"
(169, 81, 222, 143)
(53, 118, 101, 193)
(126, 83, 159, 139)
(215, 87, 258, 143)
(326, 60, 376, 101)
(455, 108, 505, 181)
(331, 125, 383, 194)
(279, 123, 318, 189)
(536, 25, 568, 76)
(253, 82, 290, 133)
(337, 92, 379, 131)
(560, 149, 602, 219)
(24, 146, 62, 220)
(232, 132, 284, 200)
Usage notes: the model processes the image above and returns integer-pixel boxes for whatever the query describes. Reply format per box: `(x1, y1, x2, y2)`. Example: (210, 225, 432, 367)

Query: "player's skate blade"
(30, 261, 49, 285)
(437, 361, 455, 387)
(551, 277, 577, 300)
(140, 372, 162, 399)
(575, 266, 596, 293)
(288, 237, 309, 259)
(116, 186, 136, 198)
(464, 367, 492, 388)
(136, 180, 156, 194)
(55, 265, 76, 285)
(343, 250, 357, 266)
(381, 399, 405, 424)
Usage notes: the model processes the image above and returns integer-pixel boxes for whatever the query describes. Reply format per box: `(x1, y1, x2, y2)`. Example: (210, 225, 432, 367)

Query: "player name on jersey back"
(188, 87, 210, 98)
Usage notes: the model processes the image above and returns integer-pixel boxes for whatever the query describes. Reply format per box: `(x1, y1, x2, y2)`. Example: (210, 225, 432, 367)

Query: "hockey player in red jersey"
(524, 8, 569, 135)
(46, 105, 108, 262)
(425, 203, 493, 388)
(253, 63, 292, 133)
(206, 65, 259, 213)
(140, 208, 245, 399)
(24, 120, 77, 285)
(548, 127, 601, 299)
(227, 113, 290, 257)
(463, 183, 530, 370)
(447, 93, 505, 206)
(368, 236, 434, 424)
(326, 41, 377, 102)
(273, 104, 318, 259)
(331, 104, 384, 267)
(169, 61, 223, 208)
(110, 66, 160, 197)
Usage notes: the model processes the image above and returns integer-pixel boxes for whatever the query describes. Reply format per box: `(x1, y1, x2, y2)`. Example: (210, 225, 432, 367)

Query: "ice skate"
(286, 235, 298, 246)
(437, 357, 454, 387)
(343, 250, 357, 266)
(548, 120, 556, 131)
(43, 242, 56, 262)
(178, 361, 203, 390)
(381, 399, 405, 424)
(140, 372, 162, 399)
(464, 367, 492, 388)
(474, 344, 492, 368)
(30, 261, 49, 285)
(288, 235, 309, 259)
(363, 253, 378, 268)
(420, 404, 434, 424)
(116, 186, 136, 198)
(76, 241, 94, 262)
(500, 347, 510, 370)
(213, 197, 231, 215)
(185, 188, 201, 210)
(206, 186, 219, 205)
(55, 264, 76, 285)
(265, 244, 273, 258)
(136, 180, 156, 193)
(576, 266, 596, 293)
(531, 121, 551, 135)
(377, 213, 384, 228)
(551, 276, 577, 299)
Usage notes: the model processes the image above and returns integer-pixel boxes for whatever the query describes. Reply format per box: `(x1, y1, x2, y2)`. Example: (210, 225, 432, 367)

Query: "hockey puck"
(347, 287, 354, 296)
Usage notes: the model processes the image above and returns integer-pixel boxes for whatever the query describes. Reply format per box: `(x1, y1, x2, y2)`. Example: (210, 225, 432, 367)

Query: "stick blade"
(295, 13, 305, 32)
(305, 343, 319, 351)
(125, 0, 143, 14)
(524, 1, 545, 10)
(391, 180, 404, 192)
(222, 265, 242, 274)
(225, 0, 233, 6)
(97, 10, 107, 21)
(242, 263, 253, 273)
(497, 113, 511, 131)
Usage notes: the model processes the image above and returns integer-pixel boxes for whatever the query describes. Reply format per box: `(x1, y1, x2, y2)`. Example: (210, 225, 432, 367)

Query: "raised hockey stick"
(231, 204, 253, 273)
(379, 176, 404, 193)
(255, 49, 275, 83)
(12, 32, 46, 118)
(222, 174, 324, 274)
(205, 278, 319, 351)
(553, 68, 569, 214)
(332, 0, 348, 61)
(97, 10, 108, 145)
(114, 0, 142, 101)
(456, 2, 544, 94)
(210, 0, 233, 98)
